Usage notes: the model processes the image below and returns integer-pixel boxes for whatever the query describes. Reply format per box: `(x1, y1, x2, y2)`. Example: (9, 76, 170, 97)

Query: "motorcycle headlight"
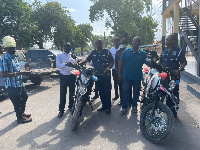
(81, 74, 90, 84)
(169, 80, 176, 91)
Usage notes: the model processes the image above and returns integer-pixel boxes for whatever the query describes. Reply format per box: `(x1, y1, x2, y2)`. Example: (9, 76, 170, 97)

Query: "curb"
(181, 71, 200, 99)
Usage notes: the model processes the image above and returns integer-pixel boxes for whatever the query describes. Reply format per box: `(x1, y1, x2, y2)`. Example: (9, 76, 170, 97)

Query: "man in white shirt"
(110, 37, 120, 100)
(56, 42, 77, 118)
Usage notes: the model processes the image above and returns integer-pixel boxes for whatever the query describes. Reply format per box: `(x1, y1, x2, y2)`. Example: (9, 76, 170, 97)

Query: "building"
(162, 0, 200, 76)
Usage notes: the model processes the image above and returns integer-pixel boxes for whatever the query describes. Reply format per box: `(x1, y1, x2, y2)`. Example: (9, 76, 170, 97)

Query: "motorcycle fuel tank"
(150, 74, 160, 89)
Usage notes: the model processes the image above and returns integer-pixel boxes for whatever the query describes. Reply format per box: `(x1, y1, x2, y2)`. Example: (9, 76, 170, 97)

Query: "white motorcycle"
(140, 59, 181, 143)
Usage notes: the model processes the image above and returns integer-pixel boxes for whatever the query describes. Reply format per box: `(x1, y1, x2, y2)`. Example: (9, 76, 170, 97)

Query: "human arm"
(115, 51, 119, 74)
(56, 54, 66, 69)
(0, 56, 31, 78)
(104, 51, 114, 73)
(118, 60, 123, 82)
(78, 59, 88, 66)
(174, 61, 187, 75)
(1, 71, 31, 78)
(174, 49, 187, 75)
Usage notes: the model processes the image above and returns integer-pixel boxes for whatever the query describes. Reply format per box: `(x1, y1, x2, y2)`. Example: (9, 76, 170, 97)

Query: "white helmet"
(2, 36, 16, 48)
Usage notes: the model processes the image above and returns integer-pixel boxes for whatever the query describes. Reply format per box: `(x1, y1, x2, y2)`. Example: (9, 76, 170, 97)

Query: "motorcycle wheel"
(140, 101, 174, 143)
(71, 96, 83, 130)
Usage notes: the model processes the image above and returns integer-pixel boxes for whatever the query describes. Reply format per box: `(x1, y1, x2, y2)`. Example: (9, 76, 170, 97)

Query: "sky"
(25, 0, 163, 48)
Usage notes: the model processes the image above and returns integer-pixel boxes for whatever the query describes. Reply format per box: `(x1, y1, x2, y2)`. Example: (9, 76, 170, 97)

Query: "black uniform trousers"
(59, 74, 76, 112)
(96, 74, 111, 109)
(6, 87, 28, 119)
(112, 69, 119, 97)
(166, 84, 179, 115)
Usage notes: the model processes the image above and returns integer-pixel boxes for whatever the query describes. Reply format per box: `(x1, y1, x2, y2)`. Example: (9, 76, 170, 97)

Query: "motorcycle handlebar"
(145, 58, 184, 75)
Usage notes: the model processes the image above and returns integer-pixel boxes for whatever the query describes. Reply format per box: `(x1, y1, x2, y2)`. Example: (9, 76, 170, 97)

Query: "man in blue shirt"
(79, 39, 114, 114)
(118, 37, 147, 115)
(0, 36, 32, 123)
(160, 34, 187, 117)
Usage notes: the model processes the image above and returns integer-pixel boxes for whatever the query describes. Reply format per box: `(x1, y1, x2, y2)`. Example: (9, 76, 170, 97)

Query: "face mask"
(119, 44, 126, 49)
(8, 48, 15, 55)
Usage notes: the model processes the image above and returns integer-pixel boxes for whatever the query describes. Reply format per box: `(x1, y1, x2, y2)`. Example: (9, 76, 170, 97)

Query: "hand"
(118, 74, 122, 83)
(104, 67, 110, 73)
(174, 70, 180, 76)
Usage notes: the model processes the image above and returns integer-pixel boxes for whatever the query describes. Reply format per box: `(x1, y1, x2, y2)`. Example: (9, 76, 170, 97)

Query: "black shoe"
(112, 95, 119, 100)
(105, 109, 111, 114)
(174, 113, 177, 118)
(97, 107, 106, 111)
(118, 102, 122, 106)
(58, 112, 63, 118)
(91, 95, 99, 100)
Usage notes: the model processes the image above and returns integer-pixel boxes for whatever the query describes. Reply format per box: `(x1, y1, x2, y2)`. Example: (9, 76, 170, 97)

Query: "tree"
(53, 15, 75, 50)
(31, 1, 71, 49)
(91, 34, 113, 49)
(139, 16, 158, 45)
(77, 23, 93, 55)
(89, 0, 157, 45)
(0, 0, 34, 49)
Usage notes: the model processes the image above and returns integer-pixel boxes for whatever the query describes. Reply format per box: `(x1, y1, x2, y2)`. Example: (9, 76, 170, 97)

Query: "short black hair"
(64, 42, 71, 48)
(133, 36, 141, 44)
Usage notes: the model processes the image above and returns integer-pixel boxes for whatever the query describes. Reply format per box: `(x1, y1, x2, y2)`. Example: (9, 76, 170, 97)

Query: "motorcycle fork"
(150, 100, 157, 123)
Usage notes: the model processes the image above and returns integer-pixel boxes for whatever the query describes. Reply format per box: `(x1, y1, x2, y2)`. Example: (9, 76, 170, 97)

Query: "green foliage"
(91, 34, 113, 49)
(139, 16, 158, 45)
(76, 23, 93, 55)
(31, 1, 71, 48)
(0, 0, 34, 49)
(89, 0, 158, 45)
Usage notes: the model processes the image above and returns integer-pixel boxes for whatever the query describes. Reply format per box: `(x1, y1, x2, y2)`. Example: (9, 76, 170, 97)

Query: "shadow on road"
(155, 100, 200, 149)
(0, 111, 14, 119)
(25, 84, 51, 97)
(16, 102, 149, 150)
(0, 120, 19, 137)
(15, 97, 200, 150)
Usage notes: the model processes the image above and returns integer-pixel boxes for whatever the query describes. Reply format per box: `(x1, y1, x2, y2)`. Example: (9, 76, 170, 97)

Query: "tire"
(140, 101, 174, 143)
(31, 80, 42, 85)
(71, 95, 83, 130)
(30, 77, 42, 85)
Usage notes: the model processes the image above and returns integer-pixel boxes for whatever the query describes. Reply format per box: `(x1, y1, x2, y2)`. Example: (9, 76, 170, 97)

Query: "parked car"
(26, 49, 62, 68)
(25, 49, 62, 84)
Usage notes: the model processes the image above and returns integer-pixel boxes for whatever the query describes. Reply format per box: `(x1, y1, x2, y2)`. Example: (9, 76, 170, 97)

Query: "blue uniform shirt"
(120, 48, 147, 81)
(160, 46, 186, 71)
(86, 49, 114, 72)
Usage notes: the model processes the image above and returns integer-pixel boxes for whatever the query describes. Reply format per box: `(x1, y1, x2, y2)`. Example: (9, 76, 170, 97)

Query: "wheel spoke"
(143, 106, 169, 137)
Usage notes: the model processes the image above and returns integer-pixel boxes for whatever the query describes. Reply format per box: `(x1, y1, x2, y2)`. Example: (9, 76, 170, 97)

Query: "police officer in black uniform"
(79, 39, 114, 114)
(160, 34, 187, 117)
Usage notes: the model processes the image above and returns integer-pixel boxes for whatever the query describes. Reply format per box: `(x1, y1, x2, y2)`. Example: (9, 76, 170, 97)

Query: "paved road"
(0, 73, 200, 150)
